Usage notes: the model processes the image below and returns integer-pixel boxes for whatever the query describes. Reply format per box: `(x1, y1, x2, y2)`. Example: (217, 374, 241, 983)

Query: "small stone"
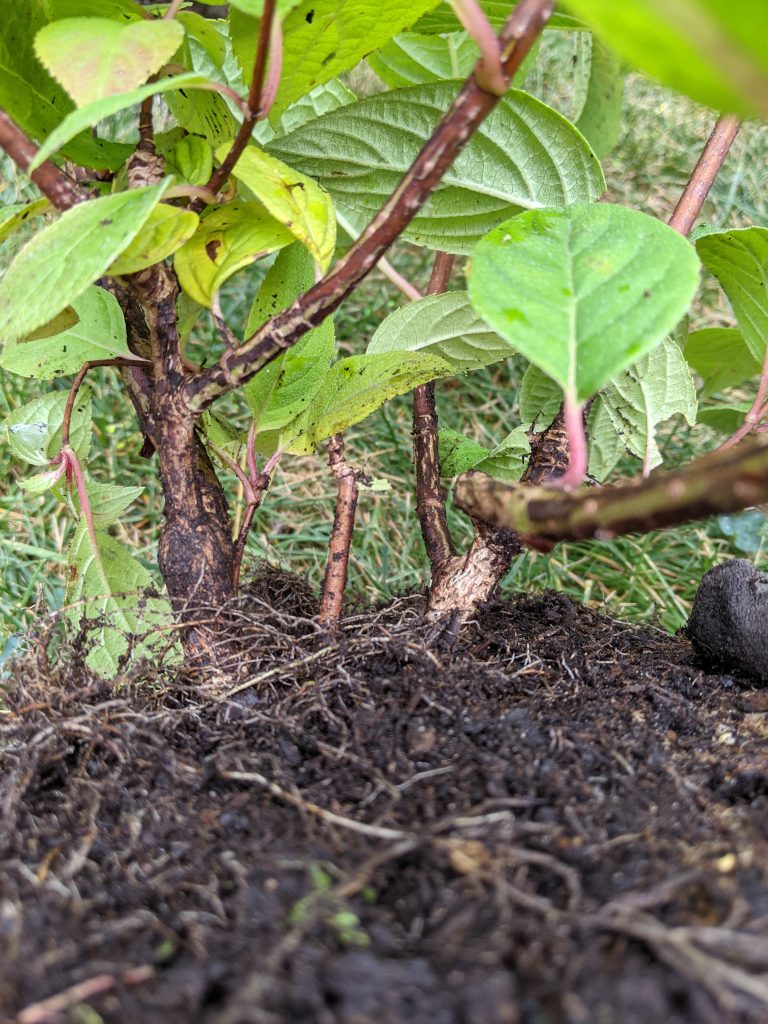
(687, 559, 768, 684)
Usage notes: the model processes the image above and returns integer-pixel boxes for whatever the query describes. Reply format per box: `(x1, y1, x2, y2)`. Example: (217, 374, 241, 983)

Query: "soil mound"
(2, 591, 768, 1023)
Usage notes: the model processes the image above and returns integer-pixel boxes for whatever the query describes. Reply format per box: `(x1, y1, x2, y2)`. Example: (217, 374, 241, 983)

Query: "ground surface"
(2, 582, 768, 1024)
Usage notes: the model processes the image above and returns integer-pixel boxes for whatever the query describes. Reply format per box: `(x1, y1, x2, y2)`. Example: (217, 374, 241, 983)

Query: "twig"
(0, 108, 85, 211)
(17, 966, 155, 1024)
(318, 434, 359, 627)
(197, 0, 280, 208)
(454, 432, 768, 545)
(451, 0, 507, 95)
(719, 341, 768, 450)
(60, 358, 147, 449)
(667, 114, 741, 236)
(412, 252, 456, 568)
(185, 0, 555, 409)
(163, 0, 185, 17)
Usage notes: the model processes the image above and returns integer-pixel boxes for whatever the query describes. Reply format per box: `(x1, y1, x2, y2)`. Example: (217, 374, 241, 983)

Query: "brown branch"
(318, 434, 359, 627)
(195, 0, 279, 208)
(185, 0, 555, 410)
(0, 108, 85, 211)
(413, 251, 456, 568)
(667, 114, 741, 236)
(453, 433, 768, 546)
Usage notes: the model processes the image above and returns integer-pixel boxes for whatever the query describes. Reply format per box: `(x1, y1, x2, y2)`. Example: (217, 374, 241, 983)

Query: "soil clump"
(2, 583, 768, 1024)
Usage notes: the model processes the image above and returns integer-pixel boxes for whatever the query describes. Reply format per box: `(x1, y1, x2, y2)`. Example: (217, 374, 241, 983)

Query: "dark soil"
(2, 581, 768, 1024)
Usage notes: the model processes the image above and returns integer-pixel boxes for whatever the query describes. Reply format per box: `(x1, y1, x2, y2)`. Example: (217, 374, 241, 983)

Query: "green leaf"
(698, 402, 750, 433)
(285, 350, 455, 454)
(5, 388, 92, 466)
(438, 426, 530, 482)
(108, 204, 199, 276)
(685, 327, 761, 399)
(468, 204, 700, 404)
(177, 10, 228, 67)
(65, 524, 173, 677)
(174, 200, 294, 307)
(0, 287, 129, 379)
(41, 0, 142, 21)
(561, 0, 768, 117)
(34, 17, 185, 105)
(19, 466, 69, 495)
(215, 144, 336, 269)
(243, 245, 335, 432)
(573, 35, 624, 159)
(586, 395, 624, 481)
(0, 183, 169, 344)
(72, 482, 144, 528)
(230, 0, 304, 14)
(0, 3, 132, 171)
(367, 291, 512, 371)
(518, 363, 563, 427)
(171, 135, 214, 186)
(600, 337, 698, 472)
(695, 227, 768, 362)
(414, 3, 585, 33)
(369, 32, 478, 88)
(267, 0, 443, 119)
(270, 84, 605, 254)
(30, 71, 213, 170)
(0, 199, 51, 247)
(280, 79, 357, 134)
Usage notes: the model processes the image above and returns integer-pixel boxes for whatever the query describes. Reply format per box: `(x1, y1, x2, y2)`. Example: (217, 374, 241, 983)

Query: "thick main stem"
(319, 435, 359, 627)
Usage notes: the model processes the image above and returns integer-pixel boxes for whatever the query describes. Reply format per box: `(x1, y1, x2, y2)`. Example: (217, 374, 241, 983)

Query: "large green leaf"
(413, 3, 584, 33)
(174, 200, 294, 307)
(268, 0, 442, 119)
(30, 72, 214, 169)
(65, 524, 173, 677)
(5, 389, 92, 466)
(684, 327, 761, 399)
(562, 0, 768, 117)
(230, 0, 304, 14)
(695, 227, 768, 362)
(243, 245, 335, 433)
(270, 84, 605, 254)
(285, 350, 455, 453)
(573, 35, 624, 159)
(0, 287, 129, 379)
(0, 183, 169, 344)
(369, 32, 478, 88)
(601, 337, 697, 472)
(367, 291, 512, 370)
(0, 2, 131, 170)
(108, 204, 199, 276)
(468, 204, 700, 404)
(34, 17, 185, 105)
(216, 144, 335, 269)
(438, 426, 530, 482)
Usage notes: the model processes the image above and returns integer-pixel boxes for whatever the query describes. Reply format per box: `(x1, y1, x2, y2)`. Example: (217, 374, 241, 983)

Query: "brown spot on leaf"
(206, 240, 222, 262)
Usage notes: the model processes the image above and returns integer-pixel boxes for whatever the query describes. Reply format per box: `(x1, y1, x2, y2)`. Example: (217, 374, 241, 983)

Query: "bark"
(318, 435, 359, 627)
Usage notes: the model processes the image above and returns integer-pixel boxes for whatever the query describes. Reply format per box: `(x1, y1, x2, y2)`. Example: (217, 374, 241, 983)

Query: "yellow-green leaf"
(108, 204, 199, 275)
(34, 17, 185, 105)
(173, 199, 294, 307)
(0, 199, 51, 247)
(216, 144, 336, 270)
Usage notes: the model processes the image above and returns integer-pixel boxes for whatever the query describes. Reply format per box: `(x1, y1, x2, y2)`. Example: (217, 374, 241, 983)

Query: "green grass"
(2, 42, 768, 641)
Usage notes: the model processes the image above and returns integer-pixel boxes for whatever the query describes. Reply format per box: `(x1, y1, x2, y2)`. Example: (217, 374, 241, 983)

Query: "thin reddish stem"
(61, 358, 147, 449)
(558, 394, 588, 489)
(163, 0, 185, 17)
(668, 114, 741, 236)
(451, 0, 507, 95)
(719, 337, 768, 451)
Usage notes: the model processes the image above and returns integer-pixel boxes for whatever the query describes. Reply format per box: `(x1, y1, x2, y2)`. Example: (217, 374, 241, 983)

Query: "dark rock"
(687, 559, 768, 684)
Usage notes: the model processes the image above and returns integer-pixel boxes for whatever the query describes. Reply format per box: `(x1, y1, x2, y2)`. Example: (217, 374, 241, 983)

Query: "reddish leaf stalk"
(412, 251, 456, 568)
(451, 0, 507, 95)
(61, 358, 149, 449)
(720, 343, 768, 451)
(186, 0, 555, 409)
(319, 434, 360, 627)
